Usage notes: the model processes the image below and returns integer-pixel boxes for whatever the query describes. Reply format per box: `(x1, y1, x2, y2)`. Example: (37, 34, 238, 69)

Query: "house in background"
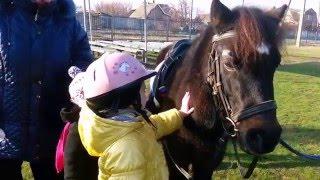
(284, 8, 300, 26)
(198, 14, 211, 24)
(304, 8, 318, 31)
(76, 11, 144, 31)
(129, 3, 171, 21)
(129, 3, 171, 31)
(283, 8, 300, 38)
(283, 8, 319, 38)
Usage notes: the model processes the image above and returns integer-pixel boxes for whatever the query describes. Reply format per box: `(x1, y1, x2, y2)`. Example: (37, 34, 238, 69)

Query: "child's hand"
(179, 92, 194, 118)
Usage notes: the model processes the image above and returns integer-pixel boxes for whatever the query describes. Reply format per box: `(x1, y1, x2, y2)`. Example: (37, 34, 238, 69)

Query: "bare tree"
(167, 0, 191, 30)
(95, 2, 132, 17)
(179, 0, 190, 23)
(193, 16, 203, 23)
(168, 0, 208, 31)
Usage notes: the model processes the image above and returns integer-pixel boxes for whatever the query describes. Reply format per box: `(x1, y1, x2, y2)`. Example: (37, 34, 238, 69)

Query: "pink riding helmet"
(83, 52, 156, 99)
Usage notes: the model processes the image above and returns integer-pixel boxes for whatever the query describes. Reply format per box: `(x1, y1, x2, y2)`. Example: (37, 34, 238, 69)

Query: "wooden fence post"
(111, 16, 114, 41)
(141, 19, 144, 41)
(142, 49, 146, 63)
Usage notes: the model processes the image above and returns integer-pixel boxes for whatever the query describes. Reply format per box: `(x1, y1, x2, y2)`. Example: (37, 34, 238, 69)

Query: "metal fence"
(77, 12, 320, 47)
(286, 30, 320, 46)
(76, 12, 205, 42)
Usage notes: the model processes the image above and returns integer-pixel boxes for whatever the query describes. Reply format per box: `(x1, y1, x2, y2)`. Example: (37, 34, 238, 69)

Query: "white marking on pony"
(256, 42, 270, 55)
(222, 49, 232, 58)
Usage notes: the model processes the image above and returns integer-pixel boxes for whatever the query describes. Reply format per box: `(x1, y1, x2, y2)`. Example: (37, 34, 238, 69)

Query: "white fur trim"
(0, 128, 5, 140)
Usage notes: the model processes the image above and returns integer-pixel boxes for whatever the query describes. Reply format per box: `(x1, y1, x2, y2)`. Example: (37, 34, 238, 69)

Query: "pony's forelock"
(232, 7, 284, 65)
(233, 8, 263, 63)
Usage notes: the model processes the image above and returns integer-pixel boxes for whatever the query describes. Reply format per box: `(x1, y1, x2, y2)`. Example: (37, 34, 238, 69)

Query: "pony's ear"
(267, 4, 288, 21)
(210, 0, 234, 31)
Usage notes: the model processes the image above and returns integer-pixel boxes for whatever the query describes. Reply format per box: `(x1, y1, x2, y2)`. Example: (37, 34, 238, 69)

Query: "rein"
(276, 0, 320, 162)
(279, 138, 320, 160)
(164, 30, 274, 179)
(163, 30, 319, 179)
(208, 30, 320, 178)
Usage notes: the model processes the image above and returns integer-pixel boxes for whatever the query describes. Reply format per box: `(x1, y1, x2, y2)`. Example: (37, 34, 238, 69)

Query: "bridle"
(206, 30, 277, 178)
(207, 30, 277, 137)
(166, 30, 278, 179)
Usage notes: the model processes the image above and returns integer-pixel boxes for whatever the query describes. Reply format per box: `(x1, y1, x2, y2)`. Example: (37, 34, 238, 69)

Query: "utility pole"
(82, 0, 87, 31)
(88, 0, 93, 41)
(317, 0, 320, 41)
(296, 0, 306, 47)
(189, 0, 194, 39)
(144, 0, 148, 63)
(242, 0, 245, 6)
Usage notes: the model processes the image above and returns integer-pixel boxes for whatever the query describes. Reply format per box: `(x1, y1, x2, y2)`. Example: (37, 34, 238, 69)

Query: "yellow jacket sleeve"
(149, 108, 183, 139)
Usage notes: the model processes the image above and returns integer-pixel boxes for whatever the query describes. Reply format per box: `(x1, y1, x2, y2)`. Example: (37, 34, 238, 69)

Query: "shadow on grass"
(216, 153, 320, 171)
(281, 125, 320, 140)
(215, 126, 320, 170)
(278, 62, 320, 78)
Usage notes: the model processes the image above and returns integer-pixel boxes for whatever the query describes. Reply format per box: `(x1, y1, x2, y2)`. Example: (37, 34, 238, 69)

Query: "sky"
(73, 0, 320, 14)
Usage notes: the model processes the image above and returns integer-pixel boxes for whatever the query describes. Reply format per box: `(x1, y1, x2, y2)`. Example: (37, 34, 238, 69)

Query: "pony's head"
(211, 0, 287, 155)
(187, 0, 287, 155)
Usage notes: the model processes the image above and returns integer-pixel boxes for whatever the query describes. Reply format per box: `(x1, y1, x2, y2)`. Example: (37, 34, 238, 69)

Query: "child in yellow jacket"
(70, 53, 194, 180)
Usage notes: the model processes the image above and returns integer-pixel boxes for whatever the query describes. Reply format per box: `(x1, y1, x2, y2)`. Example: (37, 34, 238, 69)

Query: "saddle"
(148, 39, 192, 111)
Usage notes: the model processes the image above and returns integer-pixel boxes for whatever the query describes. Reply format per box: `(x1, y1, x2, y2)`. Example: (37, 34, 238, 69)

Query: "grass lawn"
(21, 47, 320, 179)
(282, 45, 320, 63)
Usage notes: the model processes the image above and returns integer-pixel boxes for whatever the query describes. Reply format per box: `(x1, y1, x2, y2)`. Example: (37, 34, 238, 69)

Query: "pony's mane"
(232, 7, 284, 64)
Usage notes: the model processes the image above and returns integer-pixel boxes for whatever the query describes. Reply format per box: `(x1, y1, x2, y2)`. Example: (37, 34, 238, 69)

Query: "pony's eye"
(224, 61, 237, 71)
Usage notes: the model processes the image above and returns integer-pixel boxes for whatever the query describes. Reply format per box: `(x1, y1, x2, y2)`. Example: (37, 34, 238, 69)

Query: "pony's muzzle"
(245, 127, 281, 154)
(237, 112, 282, 155)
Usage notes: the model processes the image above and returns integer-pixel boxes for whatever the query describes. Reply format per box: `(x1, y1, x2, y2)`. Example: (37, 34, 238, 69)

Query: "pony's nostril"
(246, 130, 265, 153)
(254, 133, 264, 152)
(244, 128, 281, 154)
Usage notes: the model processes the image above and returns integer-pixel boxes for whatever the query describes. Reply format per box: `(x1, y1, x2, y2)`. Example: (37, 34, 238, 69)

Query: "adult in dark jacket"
(0, 0, 93, 179)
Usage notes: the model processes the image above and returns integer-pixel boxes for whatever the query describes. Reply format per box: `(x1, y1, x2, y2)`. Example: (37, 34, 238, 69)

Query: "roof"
(305, 8, 316, 15)
(76, 11, 112, 17)
(199, 8, 303, 25)
(284, 8, 300, 25)
(198, 13, 210, 24)
(129, 3, 170, 19)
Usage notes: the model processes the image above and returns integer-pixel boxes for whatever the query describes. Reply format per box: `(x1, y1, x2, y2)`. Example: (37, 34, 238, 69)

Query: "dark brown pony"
(148, 0, 288, 179)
